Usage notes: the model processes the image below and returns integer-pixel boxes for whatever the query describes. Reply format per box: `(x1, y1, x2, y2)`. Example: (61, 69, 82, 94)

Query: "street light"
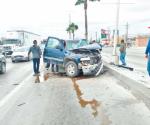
(113, 0, 120, 65)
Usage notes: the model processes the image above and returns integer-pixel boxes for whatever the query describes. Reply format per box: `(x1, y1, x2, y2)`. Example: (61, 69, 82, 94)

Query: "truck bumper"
(79, 61, 103, 75)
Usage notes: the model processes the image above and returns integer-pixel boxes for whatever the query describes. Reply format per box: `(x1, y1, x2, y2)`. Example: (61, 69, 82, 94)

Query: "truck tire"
(65, 61, 79, 77)
(0, 63, 6, 74)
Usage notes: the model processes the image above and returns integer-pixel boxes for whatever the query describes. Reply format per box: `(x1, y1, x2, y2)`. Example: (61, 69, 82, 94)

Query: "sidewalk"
(102, 52, 150, 88)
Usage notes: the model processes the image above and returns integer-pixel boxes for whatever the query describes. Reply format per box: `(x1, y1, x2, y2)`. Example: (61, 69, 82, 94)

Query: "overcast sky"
(0, 0, 150, 39)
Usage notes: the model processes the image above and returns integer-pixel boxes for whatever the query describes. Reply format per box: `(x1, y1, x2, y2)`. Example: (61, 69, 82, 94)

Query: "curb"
(103, 60, 150, 88)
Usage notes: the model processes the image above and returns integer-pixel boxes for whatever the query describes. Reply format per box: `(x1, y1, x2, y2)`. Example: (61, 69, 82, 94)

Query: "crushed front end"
(71, 44, 103, 76)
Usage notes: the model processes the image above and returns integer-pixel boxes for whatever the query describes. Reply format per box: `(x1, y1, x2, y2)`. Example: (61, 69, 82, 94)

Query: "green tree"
(75, 0, 100, 41)
(66, 23, 78, 40)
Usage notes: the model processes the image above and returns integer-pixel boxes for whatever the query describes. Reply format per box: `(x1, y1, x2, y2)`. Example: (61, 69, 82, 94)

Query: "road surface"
(0, 58, 33, 100)
(0, 63, 150, 125)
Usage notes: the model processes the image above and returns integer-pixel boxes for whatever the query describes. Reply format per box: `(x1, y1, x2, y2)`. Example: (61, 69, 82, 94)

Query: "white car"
(11, 46, 31, 63)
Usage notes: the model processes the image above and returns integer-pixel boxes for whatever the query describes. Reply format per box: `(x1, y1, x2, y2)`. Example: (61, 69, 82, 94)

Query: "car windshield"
(66, 39, 89, 50)
(14, 47, 29, 52)
(2, 39, 21, 45)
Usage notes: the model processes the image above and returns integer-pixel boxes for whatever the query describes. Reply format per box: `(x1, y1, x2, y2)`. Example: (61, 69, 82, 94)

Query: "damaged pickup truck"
(43, 36, 103, 77)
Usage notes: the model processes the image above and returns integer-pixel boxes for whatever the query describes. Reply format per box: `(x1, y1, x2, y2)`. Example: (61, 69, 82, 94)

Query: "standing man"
(28, 40, 42, 76)
(145, 38, 150, 76)
(119, 39, 126, 65)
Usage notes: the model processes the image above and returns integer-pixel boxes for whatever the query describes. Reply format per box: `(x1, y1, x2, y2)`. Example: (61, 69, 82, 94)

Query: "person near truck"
(145, 38, 150, 76)
(119, 39, 126, 66)
(28, 40, 42, 76)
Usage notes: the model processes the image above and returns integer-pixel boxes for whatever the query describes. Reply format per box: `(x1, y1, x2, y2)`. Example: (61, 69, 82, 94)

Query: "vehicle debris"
(17, 102, 26, 107)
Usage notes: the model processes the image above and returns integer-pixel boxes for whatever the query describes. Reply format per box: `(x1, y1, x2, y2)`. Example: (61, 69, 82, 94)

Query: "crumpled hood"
(80, 43, 101, 50)
(67, 43, 101, 60)
(73, 43, 101, 51)
(70, 43, 101, 54)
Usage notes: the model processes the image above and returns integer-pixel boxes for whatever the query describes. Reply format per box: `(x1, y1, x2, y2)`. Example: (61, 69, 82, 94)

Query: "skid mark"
(72, 78, 100, 117)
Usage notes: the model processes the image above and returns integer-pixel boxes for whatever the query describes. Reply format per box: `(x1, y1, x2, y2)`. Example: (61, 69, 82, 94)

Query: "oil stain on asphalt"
(71, 77, 100, 117)
(34, 72, 111, 124)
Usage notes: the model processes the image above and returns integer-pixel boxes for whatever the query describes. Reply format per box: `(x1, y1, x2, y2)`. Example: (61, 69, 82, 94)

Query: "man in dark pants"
(119, 39, 126, 66)
(28, 40, 42, 76)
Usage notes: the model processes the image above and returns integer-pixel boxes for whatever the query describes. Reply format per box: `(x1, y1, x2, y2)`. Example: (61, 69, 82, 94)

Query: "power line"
(100, 2, 135, 5)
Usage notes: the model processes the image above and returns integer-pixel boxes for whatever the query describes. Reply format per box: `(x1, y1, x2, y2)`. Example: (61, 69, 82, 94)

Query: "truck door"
(43, 37, 65, 64)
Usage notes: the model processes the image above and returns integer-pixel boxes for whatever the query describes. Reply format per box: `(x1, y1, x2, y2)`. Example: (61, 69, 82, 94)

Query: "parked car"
(11, 46, 31, 63)
(0, 48, 6, 74)
(43, 37, 103, 77)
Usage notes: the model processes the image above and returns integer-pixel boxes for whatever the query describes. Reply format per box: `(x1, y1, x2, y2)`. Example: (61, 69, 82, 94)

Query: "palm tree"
(66, 23, 78, 40)
(75, 0, 100, 41)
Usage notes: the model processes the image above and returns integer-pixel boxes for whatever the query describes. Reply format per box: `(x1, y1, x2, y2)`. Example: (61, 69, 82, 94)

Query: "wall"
(135, 36, 149, 47)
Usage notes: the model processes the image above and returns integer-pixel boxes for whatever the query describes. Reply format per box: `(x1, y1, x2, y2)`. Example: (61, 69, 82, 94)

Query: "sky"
(0, 0, 150, 40)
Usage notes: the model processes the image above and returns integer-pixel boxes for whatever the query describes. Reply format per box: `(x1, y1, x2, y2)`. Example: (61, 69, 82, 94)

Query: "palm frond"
(75, 0, 85, 5)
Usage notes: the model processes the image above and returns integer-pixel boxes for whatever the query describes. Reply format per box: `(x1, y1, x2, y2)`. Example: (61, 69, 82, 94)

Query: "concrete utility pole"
(95, 31, 97, 41)
(112, 1, 134, 64)
(84, 0, 88, 41)
(113, 0, 120, 65)
(125, 22, 128, 43)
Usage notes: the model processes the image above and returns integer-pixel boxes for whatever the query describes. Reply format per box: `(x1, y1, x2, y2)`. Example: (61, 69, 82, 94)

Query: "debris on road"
(17, 102, 26, 107)
(110, 62, 134, 71)
(12, 83, 19, 86)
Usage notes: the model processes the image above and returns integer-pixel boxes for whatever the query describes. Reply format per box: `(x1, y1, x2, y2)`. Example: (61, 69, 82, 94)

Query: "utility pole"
(95, 31, 97, 42)
(112, 1, 134, 64)
(113, 0, 120, 65)
(84, 0, 88, 41)
(125, 22, 128, 43)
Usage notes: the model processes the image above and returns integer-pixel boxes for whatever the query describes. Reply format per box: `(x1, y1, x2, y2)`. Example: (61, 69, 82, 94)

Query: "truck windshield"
(66, 39, 88, 50)
(2, 39, 20, 45)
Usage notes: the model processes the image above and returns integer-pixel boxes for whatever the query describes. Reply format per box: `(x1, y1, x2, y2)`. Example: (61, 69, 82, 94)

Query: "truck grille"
(3, 46, 11, 50)
(90, 56, 101, 65)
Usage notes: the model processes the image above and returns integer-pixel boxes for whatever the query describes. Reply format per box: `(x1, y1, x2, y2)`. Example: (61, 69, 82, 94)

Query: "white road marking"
(0, 74, 32, 108)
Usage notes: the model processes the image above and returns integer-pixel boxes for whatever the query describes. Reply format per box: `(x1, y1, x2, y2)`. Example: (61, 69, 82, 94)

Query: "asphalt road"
(0, 58, 33, 100)
(0, 67, 150, 125)
(0, 54, 150, 125)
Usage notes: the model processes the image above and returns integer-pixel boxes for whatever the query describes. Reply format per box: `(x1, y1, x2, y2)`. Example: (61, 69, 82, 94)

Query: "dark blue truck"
(43, 36, 103, 77)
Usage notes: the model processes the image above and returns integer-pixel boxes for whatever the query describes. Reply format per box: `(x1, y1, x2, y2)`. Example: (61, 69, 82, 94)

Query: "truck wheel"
(65, 61, 79, 77)
(0, 63, 6, 74)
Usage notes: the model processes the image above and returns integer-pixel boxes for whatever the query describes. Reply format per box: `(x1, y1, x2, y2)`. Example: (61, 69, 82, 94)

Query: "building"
(135, 35, 149, 47)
